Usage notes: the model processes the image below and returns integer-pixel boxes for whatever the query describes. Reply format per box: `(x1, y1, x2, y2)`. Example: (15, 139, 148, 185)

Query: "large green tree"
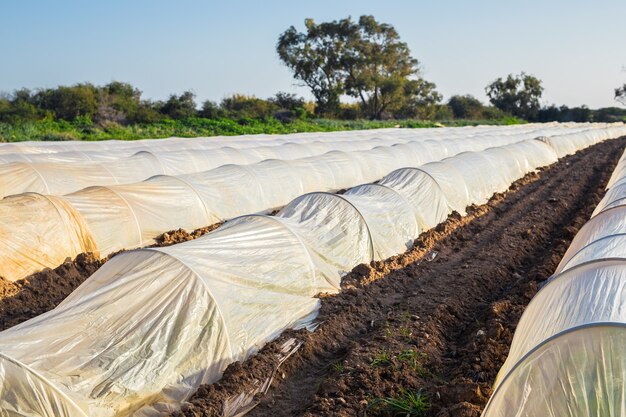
(485, 72, 543, 120)
(394, 78, 442, 119)
(277, 15, 439, 119)
(343, 15, 421, 119)
(277, 18, 353, 116)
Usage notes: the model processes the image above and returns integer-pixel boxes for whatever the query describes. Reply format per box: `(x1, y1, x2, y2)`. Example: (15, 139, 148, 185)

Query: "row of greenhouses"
(0, 124, 543, 160)
(482, 146, 626, 416)
(0, 122, 598, 157)
(1, 124, 625, 416)
(0, 125, 617, 280)
(0, 124, 593, 198)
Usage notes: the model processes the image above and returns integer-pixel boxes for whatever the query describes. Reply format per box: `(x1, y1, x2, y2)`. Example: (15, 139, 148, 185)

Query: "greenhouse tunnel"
(483, 136, 626, 417)
(1, 125, 624, 416)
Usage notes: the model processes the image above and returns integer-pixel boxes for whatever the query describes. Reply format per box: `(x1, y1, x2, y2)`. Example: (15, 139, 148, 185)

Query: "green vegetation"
(371, 349, 392, 367)
(397, 349, 419, 366)
(0, 115, 522, 143)
(0, 79, 524, 142)
(277, 15, 442, 119)
(485, 72, 544, 121)
(330, 361, 345, 373)
(367, 389, 430, 417)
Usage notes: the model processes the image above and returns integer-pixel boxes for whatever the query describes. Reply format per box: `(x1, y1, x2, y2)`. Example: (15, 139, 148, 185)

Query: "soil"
(173, 137, 626, 417)
(151, 223, 223, 247)
(0, 223, 222, 331)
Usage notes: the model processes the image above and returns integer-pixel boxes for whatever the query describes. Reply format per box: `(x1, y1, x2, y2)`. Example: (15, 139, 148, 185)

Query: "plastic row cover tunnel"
(0, 134, 586, 417)
(0, 138, 455, 281)
(0, 122, 581, 158)
(0, 136, 429, 198)
(0, 124, 615, 198)
(0, 131, 565, 281)
(481, 146, 626, 417)
(536, 123, 626, 158)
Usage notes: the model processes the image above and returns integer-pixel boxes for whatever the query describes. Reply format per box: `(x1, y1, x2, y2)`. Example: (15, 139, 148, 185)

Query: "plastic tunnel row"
(0, 127, 607, 281)
(481, 146, 626, 416)
(0, 126, 624, 417)
(0, 124, 612, 198)
(0, 122, 594, 157)
(0, 123, 558, 162)
(0, 135, 477, 198)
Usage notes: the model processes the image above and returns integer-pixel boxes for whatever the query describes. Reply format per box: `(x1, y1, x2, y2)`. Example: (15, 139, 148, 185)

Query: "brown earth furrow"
(175, 137, 625, 417)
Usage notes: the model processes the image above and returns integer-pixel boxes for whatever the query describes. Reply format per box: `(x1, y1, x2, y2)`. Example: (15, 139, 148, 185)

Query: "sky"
(1, 0, 625, 109)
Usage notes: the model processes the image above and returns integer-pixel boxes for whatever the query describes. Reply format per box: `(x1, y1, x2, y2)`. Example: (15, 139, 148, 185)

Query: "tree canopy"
(485, 72, 543, 120)
(448, 95, 484, 119)
(277, 18, 352, 116)
(277, 15, 440, 119)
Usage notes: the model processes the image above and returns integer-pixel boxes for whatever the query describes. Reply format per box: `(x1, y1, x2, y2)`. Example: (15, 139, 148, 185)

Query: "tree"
(221, 94, 278, 119)
(95, 81, 143, 125)
(160, 91, 197, 119)
(0, 89, 41, 122)
(130, 101, 163, 124)
(269, 92, 308, 121)
(447, 95, 484, 119)
(394, 78, 442, 119)
(198, 100, 223, 119)
(278, 16, 438, 120)
(277, 18, 353, 116)
(615, 84, 626, 106)
(343, 16, 422, 119)
(536, 105, 563, 122)
(485, 72, 543, 120)
(35, 84, 98, 121)
(269, 92, 305, 112)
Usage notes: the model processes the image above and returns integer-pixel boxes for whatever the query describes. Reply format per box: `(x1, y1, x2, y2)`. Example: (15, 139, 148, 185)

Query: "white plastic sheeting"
(0, 123, 561, 156)
(0, 194, 97, 280)
(536, 123, 626, 158)
(482, 142, 626, 417)
(0, 126, 615, 416)
(0, 139, 454, 281)
(0, 127, 580, 281)
(0, 138, 419, 198)
(606, 156, 626, 190)
(0, 216, 328, 417)
(0, 123, 616, 198)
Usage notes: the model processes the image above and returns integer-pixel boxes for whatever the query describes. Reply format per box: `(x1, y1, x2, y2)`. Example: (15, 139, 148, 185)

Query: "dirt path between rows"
(175, 137, 625, 417)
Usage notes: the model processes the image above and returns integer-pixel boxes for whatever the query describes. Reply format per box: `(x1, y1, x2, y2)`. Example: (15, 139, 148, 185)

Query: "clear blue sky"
(1, 0, 624, 108)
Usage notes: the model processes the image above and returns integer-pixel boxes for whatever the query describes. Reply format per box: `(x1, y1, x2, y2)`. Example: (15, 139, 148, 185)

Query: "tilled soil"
(0, 223, 221, 331)
(175, 137, 625, 417)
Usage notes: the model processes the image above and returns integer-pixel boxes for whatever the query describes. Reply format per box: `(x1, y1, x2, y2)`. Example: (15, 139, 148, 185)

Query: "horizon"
(2, 0, 625, 109)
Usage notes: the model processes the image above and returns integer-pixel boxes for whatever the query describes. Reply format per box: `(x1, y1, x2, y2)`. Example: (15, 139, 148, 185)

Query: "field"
(173, 138, 621, 417)
(0, 124, 624, 417)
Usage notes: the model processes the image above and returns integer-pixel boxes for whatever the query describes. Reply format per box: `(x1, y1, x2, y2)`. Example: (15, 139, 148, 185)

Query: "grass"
(399, 327, 413, 338)
(331, 361, 345, 373)
(398, 349, 419, 366)
(371, 349, 392, 367)
(367, 389, 430, 417)
(0, 116, 525, 142)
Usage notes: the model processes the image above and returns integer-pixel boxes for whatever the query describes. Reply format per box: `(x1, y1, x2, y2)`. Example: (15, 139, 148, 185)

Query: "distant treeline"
(0, 81, 512, 126)
(0, 81, 623, 130)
